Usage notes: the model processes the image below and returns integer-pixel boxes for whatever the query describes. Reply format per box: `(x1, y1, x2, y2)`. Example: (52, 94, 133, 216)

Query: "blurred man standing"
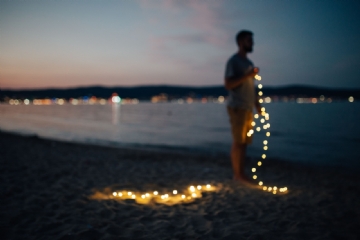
(224, 30, 262, 183)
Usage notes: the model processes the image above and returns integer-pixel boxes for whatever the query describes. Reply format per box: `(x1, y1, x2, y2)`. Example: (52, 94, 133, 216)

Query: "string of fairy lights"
(89, 184, 217, 205)
(249, 74, 288, 194)
(90, 74, 287, 204)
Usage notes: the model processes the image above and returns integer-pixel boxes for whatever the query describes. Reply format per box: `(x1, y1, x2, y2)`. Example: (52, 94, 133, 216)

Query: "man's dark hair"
(236, 30, 253, 46)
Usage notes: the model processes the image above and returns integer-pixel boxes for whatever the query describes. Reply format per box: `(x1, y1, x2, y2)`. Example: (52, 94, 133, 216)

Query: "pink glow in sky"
(1, 0, 359, 89)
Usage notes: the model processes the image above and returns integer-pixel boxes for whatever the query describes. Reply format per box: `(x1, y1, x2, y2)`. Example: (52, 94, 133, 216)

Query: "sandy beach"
(1, 130, 359, 240)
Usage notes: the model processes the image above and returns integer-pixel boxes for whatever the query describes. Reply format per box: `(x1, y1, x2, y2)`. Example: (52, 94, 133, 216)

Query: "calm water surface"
(0, 102, 359, 167)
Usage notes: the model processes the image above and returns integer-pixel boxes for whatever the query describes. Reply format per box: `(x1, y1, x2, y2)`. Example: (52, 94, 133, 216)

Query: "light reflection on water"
(112, 103, 120, 125)
(0, 102, 359, 167)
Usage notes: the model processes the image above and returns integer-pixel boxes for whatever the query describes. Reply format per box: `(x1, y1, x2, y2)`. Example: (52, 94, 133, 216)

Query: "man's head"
(236, 30, 253, 53)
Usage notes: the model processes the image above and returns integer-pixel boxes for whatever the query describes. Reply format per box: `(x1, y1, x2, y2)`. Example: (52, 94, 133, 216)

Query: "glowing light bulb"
(254, 114, 259, 119)
(165, 194, 169, 198)
(262, 154, 266, 159)
(259, 99, 264, 103)
(118, 193, 122, 197)
(258, 161, 262, 166)
(249, 130, 254, 134)
(197, 185, 202, 190)
(263, 140, 268, 145)
(258, 91, 263, 96)
(113, 192, 117, 196)
(206, 184, 211, 188)
(260, 118, 265, 123)
(190, 186, 195, 192)
(141, 195, 145, 199)
(173, 190, 177, 194)
(273, 187, 277, 191)
(267, 123, 270, 128)
(266, 132, 270, 137)
(261, 107, 265, 112)
(253, 175, 257, 179)
(263, 146, 268, 150)
(252, 168, 256, 172)
(251, 122, 256, 126)
(256, 127, 261, 132)
(192, 193, 197, 197)
(128, 192, 132, 196)
(273, 191, 276, 194)
(258, 84, 263, 89)
(154, 191, 158, 195)
(247, 132, 251, 137)
(145, 193, 149, 197)
(259, 181, 263, 186)
(263, 186, 267, 190)
(131, 195, 136, 199)
(268, 187, 272, 191)
(182, 195, 185, 199)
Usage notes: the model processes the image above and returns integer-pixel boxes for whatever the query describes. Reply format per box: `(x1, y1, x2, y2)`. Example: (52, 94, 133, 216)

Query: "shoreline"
(1, 128, 357, 171)
(1, 130, 359, 239)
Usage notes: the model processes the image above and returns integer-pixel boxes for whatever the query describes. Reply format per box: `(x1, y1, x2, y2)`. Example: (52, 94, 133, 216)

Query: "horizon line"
(0, 84, 359, 92)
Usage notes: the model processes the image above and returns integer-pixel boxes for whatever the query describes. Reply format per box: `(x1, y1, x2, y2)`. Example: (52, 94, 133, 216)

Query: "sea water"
(0, 102, 359, 167)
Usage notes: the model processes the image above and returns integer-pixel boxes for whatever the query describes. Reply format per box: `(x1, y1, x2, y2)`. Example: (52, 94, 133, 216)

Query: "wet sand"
(1, 130, 359, 239)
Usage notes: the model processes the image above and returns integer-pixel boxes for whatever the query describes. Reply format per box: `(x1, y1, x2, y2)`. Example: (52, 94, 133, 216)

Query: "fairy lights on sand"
(248, 74, 288, 194)
(90, 184, 216, 205)
(90, 74, 287, 205)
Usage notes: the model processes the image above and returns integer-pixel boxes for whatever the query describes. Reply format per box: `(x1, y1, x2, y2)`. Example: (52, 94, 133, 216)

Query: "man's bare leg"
(231, 142, 251, 182)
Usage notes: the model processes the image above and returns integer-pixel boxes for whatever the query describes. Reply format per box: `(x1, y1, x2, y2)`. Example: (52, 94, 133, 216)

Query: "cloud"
(140, 0, 233, 71)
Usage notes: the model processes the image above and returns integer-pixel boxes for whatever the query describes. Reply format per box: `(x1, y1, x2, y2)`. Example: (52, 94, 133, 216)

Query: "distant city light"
(218, 96, 225, 103)
(71, 99, 78, 105)
(112, 96, 121, 103)
(57, 99, 65, 105)
(132, 99, 139, 104)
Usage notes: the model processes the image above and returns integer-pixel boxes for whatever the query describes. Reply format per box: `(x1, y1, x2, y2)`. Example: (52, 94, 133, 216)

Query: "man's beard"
(244, 45, 253, 53)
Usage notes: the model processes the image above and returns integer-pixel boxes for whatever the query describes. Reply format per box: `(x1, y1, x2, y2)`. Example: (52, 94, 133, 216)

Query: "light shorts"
(227, 106, 253, 145)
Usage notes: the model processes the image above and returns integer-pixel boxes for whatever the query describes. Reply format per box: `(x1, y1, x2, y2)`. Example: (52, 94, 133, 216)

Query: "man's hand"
(249, 67, 260, 78)
(225, 67, 260, 90)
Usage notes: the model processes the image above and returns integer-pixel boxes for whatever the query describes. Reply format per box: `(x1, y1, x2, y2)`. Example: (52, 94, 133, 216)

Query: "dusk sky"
(1, 0, 359, 89)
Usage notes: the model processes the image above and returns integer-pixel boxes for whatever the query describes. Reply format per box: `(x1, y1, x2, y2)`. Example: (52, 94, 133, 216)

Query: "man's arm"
(224, 67, 259, 90)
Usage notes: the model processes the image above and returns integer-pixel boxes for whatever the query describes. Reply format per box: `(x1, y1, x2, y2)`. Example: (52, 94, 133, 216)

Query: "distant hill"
(0, 85, 359, 100)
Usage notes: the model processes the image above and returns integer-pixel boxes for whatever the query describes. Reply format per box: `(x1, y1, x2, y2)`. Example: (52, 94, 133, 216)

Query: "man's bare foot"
(233, 175, 262, 189)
